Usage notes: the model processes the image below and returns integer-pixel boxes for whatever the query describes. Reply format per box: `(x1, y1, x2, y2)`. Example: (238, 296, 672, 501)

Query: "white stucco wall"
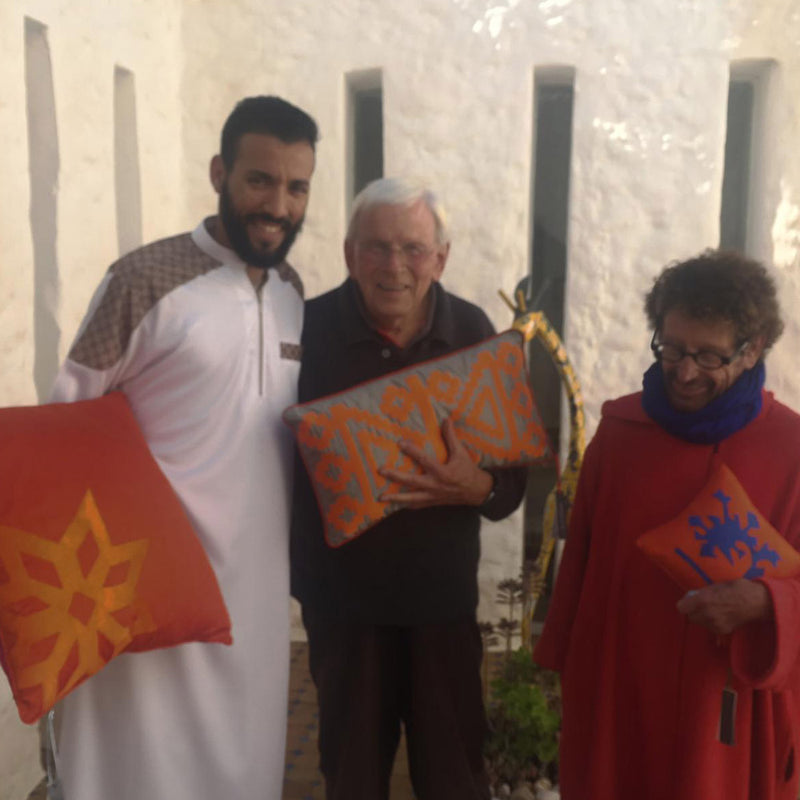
(166, 0, 800, 629)
(1, 0, 799, 793)
(1, 1, 185, 793)
(1, 0, 185, 409)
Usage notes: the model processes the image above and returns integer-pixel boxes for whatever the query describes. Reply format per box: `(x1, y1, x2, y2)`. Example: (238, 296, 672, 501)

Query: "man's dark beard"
(218, 182, 303, 269)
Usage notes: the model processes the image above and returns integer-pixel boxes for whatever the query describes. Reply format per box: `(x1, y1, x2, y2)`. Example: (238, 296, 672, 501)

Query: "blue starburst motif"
(674, 490, 781, 585)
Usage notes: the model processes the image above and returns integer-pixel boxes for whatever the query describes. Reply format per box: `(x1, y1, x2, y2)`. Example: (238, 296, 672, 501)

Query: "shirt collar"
(195, 216, 294, 277)
(338, 279, 455, 350)
(193, 217, 245, 267)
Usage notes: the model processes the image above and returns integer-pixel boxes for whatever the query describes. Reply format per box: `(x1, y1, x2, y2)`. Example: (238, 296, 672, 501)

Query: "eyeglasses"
(357, 241, 433, 266)
(650, 332, 749, 370)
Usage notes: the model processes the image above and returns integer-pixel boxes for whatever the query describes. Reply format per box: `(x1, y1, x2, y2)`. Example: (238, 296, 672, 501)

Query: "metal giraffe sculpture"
(500, 288, 587, 648)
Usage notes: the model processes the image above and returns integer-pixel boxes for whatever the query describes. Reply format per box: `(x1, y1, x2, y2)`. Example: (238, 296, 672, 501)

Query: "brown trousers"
(302, 609, 491, 800)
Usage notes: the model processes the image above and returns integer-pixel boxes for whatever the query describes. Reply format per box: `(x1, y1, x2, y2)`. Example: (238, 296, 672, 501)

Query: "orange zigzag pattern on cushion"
(288, 333, 549, 546)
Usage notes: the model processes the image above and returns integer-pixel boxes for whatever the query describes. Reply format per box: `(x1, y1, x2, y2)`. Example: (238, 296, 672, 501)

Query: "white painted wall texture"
(1, 0, 799, 794)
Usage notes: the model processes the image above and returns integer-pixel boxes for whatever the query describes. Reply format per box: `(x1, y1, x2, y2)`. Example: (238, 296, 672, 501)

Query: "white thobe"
(50, 220, 302, 800)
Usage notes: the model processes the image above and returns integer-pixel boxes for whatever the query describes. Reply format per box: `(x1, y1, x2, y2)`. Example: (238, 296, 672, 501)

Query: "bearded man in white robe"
(49, 95, 318, 800)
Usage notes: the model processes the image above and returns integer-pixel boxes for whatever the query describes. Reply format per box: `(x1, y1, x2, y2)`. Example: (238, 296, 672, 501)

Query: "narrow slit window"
(114, 66, 143, 256)
(346, 70, 383, 210)
(524, 66, 575, 590)
(720, 60, 773, 256)
(25, 17, 61, 401)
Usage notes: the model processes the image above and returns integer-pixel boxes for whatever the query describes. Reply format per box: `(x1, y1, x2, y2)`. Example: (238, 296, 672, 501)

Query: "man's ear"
(433, 242, 450, 282)
(743, 334, 767, 368)
(209, 155, 226, 194)
(344, 240, 356, 276)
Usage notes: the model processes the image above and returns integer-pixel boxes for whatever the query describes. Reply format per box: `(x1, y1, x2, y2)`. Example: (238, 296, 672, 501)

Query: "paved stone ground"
(283, 641, 415, 800)
(282, 642, 510, 800)
(26, 641, 512, 800)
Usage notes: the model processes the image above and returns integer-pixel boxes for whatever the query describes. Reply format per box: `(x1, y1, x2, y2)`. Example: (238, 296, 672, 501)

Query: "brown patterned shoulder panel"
(275, 262, 304, 300)
(69, 233, 222, 370)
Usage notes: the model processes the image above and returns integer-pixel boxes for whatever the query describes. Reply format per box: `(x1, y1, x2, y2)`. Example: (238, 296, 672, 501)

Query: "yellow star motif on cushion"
(0, 490, 154, 718)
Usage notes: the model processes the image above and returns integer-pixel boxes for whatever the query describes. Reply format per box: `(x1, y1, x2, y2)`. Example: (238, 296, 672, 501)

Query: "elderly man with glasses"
(290, 177, 527, 800)
(535, 250, 800, 800)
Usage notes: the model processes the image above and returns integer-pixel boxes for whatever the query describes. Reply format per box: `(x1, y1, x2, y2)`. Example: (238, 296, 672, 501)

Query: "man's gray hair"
(346, 177, 450, 246)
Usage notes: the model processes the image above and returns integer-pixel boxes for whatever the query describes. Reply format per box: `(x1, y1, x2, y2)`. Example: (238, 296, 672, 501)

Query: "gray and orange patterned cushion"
(283, 330, 550, 547)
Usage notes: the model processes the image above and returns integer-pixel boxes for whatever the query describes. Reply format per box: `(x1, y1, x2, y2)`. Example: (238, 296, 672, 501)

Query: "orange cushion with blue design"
(0, 393, 232, 724)
(283, 330, 550, 547)
(637, 463, 800, 591)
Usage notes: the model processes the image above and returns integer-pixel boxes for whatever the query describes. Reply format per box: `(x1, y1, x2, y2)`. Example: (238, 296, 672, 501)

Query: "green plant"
(478, 622, 499, 704)
(482, 571, 561, 791)
(484, 647, 560, 787)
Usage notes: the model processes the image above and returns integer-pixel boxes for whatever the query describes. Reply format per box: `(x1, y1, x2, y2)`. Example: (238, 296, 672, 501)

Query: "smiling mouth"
(254, 222, 283, 234)
(670, 389, 708, 409)
(247, 215, 289, 236)
(377, 283, 409, 293)
(673, 384, 705, 395)
(666, 381, 711, 410)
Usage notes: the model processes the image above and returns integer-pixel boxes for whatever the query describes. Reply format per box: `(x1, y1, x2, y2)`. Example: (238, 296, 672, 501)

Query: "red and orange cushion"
(637, 463, 800, 591)
(283, 330, 551, 547)
(0, 393, 232, 724)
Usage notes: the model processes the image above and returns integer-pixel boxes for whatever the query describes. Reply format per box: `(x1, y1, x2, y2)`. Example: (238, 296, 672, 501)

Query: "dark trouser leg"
(302, 607, 402, 800)
(403, 618, 491, 800)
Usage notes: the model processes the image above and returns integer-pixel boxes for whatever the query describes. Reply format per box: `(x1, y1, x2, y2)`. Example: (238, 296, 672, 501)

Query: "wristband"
(480, 473, 497, 508)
